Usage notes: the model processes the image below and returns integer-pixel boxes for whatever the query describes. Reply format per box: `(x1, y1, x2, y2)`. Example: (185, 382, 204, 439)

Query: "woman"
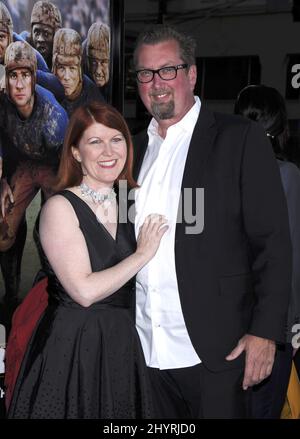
(7, 101, 168, 418)
(235, 84, 300, 418)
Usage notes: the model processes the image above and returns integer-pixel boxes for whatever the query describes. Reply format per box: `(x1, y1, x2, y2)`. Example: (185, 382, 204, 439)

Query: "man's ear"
(188, 64, 197, 91)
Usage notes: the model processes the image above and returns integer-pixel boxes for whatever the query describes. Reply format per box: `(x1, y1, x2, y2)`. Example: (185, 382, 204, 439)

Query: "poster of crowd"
(0, 0, 124, 418)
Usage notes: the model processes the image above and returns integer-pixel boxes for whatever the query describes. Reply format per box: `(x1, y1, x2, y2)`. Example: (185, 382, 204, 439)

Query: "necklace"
(80, 182, 116, 205)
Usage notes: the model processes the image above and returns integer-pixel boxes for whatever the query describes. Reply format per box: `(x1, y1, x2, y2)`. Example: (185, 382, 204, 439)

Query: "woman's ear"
(71, 146, 81, 163)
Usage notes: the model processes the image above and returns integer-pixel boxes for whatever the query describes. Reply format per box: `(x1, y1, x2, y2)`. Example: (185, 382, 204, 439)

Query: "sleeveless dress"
(8, 190, 153, 419)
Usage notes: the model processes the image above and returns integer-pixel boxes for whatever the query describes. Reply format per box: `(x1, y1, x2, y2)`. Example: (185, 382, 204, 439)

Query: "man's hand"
(226, 334, 276, 390)
(0, 178, 14, 218)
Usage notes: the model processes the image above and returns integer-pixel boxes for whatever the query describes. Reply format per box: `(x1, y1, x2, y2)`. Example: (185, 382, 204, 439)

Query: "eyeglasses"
(135, 64, 188, 83)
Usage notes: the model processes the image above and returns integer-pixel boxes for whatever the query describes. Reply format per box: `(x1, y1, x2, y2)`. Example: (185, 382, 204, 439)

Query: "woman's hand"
(136, 214, 168, 262)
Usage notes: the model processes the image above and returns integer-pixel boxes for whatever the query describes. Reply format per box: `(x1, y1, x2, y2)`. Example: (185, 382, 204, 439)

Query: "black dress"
(8, 190, 153, 419)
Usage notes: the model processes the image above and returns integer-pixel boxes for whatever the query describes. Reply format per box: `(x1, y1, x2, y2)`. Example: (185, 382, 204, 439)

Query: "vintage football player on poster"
(0, 0, 124, 418)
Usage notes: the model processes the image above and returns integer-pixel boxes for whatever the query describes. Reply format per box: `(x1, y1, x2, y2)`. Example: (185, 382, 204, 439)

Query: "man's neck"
(157, 121, 171, 139)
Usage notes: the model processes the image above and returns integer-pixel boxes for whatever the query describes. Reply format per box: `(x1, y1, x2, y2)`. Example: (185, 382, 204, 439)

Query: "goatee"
(151, 100, 175, 120)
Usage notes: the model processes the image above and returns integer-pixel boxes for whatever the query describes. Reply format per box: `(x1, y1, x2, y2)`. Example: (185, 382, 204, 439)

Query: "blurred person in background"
(235, 84, 300, 418)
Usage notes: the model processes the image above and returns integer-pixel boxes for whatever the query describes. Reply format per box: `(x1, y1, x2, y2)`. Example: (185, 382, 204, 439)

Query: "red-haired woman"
(7, 101, 168, 419)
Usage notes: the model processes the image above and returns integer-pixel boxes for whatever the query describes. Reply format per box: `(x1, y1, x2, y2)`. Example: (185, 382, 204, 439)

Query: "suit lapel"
(181, 105, 217, 189)
(176, 106, 218, 241)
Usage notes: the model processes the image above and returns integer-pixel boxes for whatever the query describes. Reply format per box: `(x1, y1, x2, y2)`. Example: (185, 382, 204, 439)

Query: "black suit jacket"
(133, 106, 292, 372)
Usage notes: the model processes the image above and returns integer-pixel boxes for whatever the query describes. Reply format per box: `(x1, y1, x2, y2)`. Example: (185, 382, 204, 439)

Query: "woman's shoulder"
(41, 190, 79, 220)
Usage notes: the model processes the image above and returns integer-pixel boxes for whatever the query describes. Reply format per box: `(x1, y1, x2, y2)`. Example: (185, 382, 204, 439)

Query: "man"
(0, 41, 68, 309)
(52, 28, 105, 116)
(133, 25, 292, 418)
(0, 1, 64, 101)
(0, 1, 48, 71)
(84, 22, 110, 99)
(20, 0, 62, 70)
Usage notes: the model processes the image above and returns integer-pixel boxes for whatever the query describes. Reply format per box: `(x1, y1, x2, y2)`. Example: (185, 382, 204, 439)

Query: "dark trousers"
(148, 363, 251, 419)
(250, 343, 293, 418)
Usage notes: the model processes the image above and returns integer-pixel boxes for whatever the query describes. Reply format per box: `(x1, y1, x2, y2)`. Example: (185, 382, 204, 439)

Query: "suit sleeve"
(241, 121, 292, 343)
(279, 162, 300, 341)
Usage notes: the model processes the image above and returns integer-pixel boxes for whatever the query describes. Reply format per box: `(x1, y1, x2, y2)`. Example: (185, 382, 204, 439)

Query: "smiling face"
(72, 122, 127, 189)
(136, 39, 197, 130)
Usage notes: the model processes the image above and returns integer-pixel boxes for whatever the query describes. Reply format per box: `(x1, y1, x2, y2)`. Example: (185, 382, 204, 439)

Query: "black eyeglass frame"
(135, 63, 189, 83)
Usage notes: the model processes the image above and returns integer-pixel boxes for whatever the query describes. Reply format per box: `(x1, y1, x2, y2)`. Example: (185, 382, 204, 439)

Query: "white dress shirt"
(135, 96, 201, 369)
